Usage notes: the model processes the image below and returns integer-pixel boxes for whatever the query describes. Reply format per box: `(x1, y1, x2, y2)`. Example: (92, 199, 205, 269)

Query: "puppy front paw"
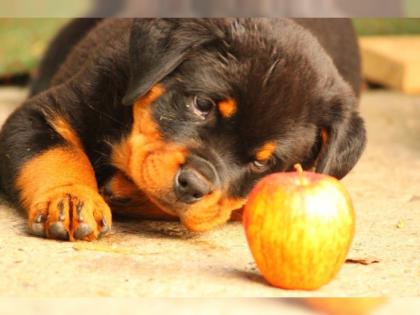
(28, 185, 112, 241)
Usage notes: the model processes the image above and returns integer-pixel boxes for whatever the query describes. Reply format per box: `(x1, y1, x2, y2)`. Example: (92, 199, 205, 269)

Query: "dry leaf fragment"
(409, 195, 420, 202)
(346, 257, 380, 265)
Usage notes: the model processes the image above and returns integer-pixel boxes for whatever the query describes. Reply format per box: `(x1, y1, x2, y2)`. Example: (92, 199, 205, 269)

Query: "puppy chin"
(146, 197, 225, 232)
(148, 191, 247, 232)
(178, 207, 233, 232)
(177, 197, 247, 232)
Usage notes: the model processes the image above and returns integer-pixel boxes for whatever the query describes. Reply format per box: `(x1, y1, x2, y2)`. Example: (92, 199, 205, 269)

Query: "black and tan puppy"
(0, 18, 366, 241)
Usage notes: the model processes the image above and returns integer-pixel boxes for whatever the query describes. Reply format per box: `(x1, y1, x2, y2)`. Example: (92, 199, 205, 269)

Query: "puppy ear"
(122, 19, 215, 106)
(315, 97, 367, 179)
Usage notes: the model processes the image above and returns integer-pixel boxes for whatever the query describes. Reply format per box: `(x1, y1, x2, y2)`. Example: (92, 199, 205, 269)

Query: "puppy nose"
(174, 168, 212, 204)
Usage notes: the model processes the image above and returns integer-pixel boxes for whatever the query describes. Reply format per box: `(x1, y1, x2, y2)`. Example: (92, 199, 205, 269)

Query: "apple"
(305, 298, 387, 315)
(243, 164, 355, 290)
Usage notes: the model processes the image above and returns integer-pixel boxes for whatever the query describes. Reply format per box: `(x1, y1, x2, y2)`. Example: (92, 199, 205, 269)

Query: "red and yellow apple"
(243, 165, 355, 290)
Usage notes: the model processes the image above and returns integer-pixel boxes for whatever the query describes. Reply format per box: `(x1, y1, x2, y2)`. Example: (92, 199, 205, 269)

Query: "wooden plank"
(359, 36, 420, 94)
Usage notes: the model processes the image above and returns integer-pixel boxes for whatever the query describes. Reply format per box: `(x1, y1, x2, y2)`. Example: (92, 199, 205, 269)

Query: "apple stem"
(294, 164, 306, 185)
(294, 163, 304, 175)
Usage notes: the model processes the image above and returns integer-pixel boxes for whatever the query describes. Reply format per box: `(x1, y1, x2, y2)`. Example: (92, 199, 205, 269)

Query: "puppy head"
(115, 18, 366, 231)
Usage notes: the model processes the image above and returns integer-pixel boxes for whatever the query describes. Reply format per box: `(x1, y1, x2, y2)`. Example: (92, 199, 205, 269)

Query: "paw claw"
(48, 222, 69, 240)
(31, 222, 46, 237)
(99, 219, 110, 238)
(58, 208, 66, 222)
(75, 223, 93, 240)
(76, 201, 84, 222)
(101, 217, 108, 227)
(35, 214, 47, 224)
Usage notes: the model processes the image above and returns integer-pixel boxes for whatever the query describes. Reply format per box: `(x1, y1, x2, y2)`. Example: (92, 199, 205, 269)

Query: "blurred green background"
(1, 18, 420, 77)
(354, 18, 420, 35)
(0, 19, 67, 76)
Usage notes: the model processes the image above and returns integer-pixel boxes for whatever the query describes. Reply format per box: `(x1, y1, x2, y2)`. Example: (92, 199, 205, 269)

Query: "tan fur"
(256, 142, 276, 161)
(218, 99, 237, 118)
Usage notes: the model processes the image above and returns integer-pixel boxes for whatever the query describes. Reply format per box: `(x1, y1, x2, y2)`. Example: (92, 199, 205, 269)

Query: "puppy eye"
(192, 96, 216, 119)
(250, 159, 272, 173)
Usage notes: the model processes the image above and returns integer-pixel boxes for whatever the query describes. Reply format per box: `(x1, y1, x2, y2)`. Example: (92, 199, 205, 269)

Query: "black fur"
(29, 18, 102, 96)
(0, 18, 366, 208)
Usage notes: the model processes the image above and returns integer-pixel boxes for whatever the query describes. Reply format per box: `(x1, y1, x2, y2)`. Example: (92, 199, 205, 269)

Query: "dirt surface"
(0, 87, 419, 297)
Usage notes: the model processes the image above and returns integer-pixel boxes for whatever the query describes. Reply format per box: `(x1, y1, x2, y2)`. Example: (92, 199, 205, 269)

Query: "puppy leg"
(0, 105, 111, 241)
(18, 147, 111, 241)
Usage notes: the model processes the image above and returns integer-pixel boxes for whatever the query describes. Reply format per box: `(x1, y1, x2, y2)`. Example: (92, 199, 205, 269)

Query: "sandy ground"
(0, 87, 419, 298)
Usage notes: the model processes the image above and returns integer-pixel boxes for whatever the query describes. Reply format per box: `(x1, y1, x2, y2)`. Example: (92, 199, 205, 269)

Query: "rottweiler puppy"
(0, 18, 366, 241)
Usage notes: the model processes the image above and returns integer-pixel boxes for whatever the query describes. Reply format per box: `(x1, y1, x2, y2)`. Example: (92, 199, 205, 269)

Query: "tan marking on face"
(135, 84, 166, 109)
(132, 84, 165, 136)
(111, 84, 187, 217)
(218, 99, 237, 118)
(112, 84, 166, 173)
(256, 142, 276, 161)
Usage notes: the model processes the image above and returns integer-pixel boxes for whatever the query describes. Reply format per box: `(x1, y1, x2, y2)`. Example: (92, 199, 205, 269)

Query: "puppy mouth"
(146, 193, 179, 216)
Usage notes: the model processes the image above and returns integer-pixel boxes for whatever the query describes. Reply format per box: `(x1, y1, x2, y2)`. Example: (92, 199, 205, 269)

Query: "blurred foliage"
(1, 18, 420, 77)
(405, 0, 420, 17)
(0, 0, 89, 18)
(0, 19, 68, 75)
(354, 18, 420, 35)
